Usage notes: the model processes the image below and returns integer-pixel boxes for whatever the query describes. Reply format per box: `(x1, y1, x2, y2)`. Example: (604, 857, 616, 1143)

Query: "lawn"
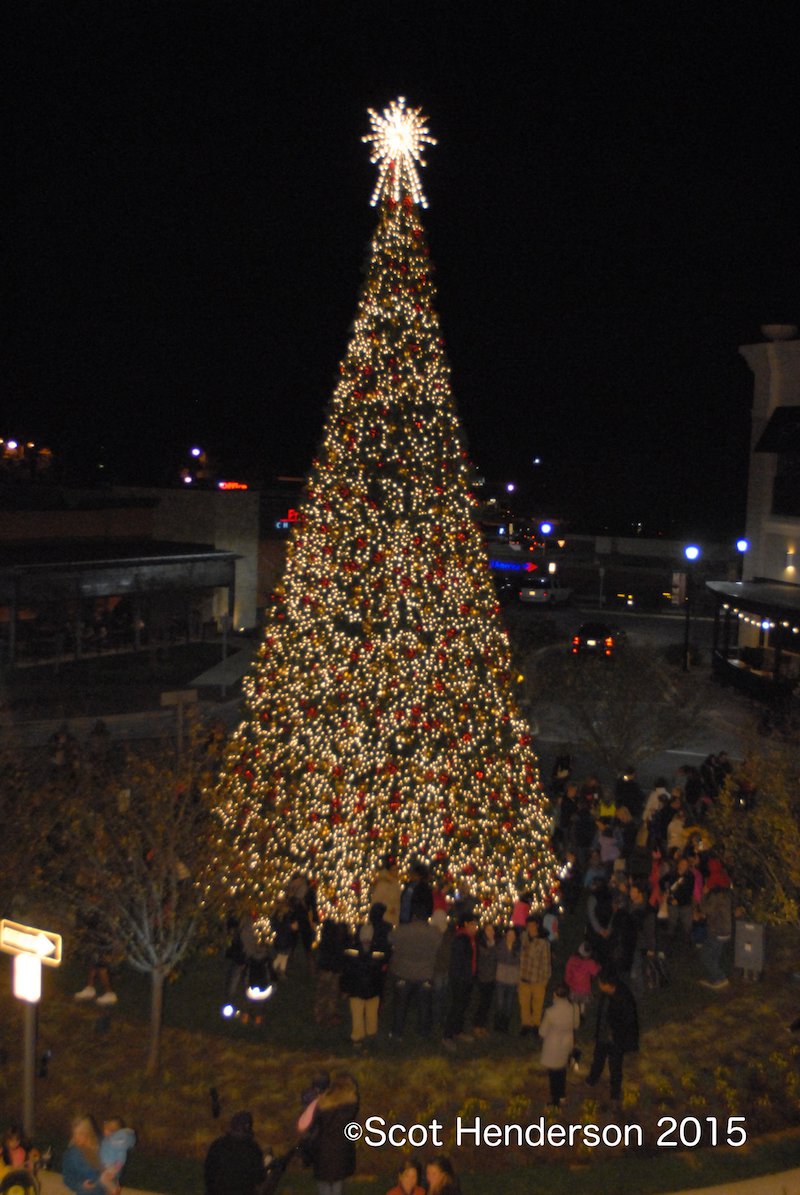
(2, 906, 799, 1195)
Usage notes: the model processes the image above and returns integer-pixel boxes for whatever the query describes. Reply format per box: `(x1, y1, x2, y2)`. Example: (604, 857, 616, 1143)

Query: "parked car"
(518, 576, 572, 606)
(570, 621, 625, 656)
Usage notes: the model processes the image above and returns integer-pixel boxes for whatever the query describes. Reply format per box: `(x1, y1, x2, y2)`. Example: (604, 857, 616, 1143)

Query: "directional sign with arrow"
(0, 920, 62, 967)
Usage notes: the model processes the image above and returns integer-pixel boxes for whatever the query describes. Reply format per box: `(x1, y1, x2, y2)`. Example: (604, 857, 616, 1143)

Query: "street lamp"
(683, 545, 701, 672)
(736, 538, 748, 580)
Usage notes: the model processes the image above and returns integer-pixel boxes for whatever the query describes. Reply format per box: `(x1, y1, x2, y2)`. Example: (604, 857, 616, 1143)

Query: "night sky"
(8, 3, 800, 535)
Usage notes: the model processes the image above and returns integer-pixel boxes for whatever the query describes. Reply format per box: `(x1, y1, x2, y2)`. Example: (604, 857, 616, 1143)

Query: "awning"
(707, 579, 800, 619)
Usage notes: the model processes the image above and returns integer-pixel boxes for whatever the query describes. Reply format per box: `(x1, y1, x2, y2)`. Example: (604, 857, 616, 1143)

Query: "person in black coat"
(304, 1071, 360, 1193)
(341, 922, 387, 1045)
(297, 1070, 361, 1190)
(203, 1111, 264, 1195)
(585, 969, 639, 1101)
(442, 914, 478, 1048)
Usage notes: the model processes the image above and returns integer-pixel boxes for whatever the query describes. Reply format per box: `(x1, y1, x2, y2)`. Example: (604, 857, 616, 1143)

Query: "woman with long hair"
(61, 1116, 114, 1194)
(305, 1071, 359, 1195)
(425, 1155, 462, 1195)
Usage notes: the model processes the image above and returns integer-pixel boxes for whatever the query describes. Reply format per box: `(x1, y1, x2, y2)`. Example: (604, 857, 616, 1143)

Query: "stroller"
(0, 1171, 39, 1195)
(256, 1143, 300, 1195)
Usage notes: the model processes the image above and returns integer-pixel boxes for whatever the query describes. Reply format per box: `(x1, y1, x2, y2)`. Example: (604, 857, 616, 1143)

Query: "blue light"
(190, 446, 202, 458)
(489, 558, 537, 573)
(221, 1003, 237, 1018)
(506, 482, 516, 493)
(684, 545, 700, 561)
(736, 538, 749, 553)
(540, 522, 553, 536)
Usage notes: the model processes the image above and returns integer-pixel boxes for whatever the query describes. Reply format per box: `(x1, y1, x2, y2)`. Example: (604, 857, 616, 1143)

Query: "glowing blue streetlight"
(540, 522, 553, 536)
(682, 545, 701, 671)
(736, 538, 749, 553)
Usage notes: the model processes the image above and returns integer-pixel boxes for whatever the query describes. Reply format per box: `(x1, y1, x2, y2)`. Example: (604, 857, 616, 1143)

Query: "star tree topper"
(363, 95, 437, 208)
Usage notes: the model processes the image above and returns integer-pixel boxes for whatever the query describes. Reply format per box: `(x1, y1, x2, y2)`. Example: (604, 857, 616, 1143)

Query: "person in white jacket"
(539, 983, 580, 1107)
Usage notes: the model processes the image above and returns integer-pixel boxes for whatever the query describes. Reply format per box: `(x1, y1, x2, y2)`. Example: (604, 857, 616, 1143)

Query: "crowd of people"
(204, 1087, 464, 1195)
(230, 751, 739, 1042)
(205, 750, 740, 1193)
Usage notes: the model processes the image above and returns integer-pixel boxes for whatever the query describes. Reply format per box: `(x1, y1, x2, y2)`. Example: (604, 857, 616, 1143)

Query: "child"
(541, 900, 559, 944)
(100, 1117, 136, 1192)
(539, 983, 581, 1107)
(1, 1125, 28, 1169)
(511, 890, 531, 930)
(385, 1155, 425, 1195)
(564, 941, 601, 1021)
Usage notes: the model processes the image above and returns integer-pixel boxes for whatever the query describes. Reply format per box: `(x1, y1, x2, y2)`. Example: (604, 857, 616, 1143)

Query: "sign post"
(0, 919, 63, 1136)
(160, 688, 198, 760)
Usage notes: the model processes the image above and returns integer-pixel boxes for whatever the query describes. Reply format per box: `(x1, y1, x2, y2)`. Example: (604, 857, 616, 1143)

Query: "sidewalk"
(671, 1170, 800, 1195)
(40, 1176, 161, 1195)
(37, 1167, 800, 1195)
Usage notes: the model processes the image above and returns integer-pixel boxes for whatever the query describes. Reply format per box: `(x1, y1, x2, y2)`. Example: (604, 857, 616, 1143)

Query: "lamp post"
(736, 538, 748, 581)
(683, 545, 700, 672)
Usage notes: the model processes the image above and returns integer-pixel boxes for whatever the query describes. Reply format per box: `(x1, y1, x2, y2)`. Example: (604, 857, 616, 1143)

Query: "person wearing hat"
(699, 857, 733, 990)
(341, 920, 387, 1046)
(564, 941, 601, 1020)
(302, 1071, 360, 1194)
(203, 1110, 265, 1195)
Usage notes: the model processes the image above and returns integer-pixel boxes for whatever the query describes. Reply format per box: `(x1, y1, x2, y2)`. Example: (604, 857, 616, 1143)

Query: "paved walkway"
(38, 1165, 800, 1195)
(673, 1169, 800, 1195)
(41, 1176, 159, 1195)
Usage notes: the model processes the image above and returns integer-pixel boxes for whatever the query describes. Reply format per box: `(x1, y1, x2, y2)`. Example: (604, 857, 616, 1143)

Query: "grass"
(3, 905, 800, 1195)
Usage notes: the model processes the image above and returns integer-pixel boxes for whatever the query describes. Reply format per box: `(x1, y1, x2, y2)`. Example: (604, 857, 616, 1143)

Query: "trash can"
(734, 919, 764, 978)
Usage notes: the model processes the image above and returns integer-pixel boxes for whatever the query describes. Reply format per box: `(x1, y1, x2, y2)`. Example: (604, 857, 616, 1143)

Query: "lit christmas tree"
(216, 98, 559, 925)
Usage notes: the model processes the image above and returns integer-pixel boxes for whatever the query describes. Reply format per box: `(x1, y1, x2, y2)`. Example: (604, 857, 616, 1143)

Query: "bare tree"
(532, 644, 707, 777)
(52, 730, 225, 1076)
(0, 732, 51, 917)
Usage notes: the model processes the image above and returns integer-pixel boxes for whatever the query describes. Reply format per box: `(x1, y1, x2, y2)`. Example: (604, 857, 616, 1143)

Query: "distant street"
(5, 600, 754, 790)
(508, 600, 754, 785)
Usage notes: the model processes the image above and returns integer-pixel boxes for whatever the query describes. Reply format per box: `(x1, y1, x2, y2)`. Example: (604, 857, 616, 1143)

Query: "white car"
(518, 576, 572, 606)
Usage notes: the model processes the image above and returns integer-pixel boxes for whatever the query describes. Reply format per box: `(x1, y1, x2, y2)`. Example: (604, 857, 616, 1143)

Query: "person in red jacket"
(385, 1156, 424, 1195)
